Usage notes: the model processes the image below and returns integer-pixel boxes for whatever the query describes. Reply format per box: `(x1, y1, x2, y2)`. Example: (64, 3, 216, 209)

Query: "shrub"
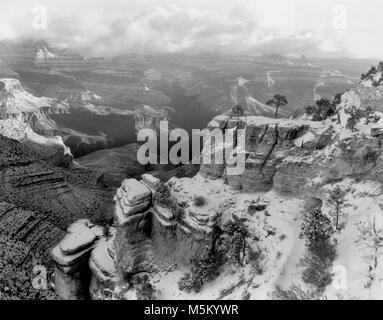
(273, 285, 324, 300)
(231, 105, 245, 116)
(247, 203, 267, 215)
(104, 225, 113, 239)
(178, 248, 223, 293)
(154, 183, 185, 223)
(193, 196, 207, 207)
(92, 209, 114, 228)
(305, 98, 336, 121)
(361, 62, 383, 86)
(135, 275, 156, 300)
(223, 216, 249, 266)
(174, 206, 185, 223)
(153, 184, 172, 207)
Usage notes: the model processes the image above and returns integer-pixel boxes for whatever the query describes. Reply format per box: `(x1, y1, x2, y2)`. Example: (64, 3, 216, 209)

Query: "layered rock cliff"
(0, 134, 115, 299)
(0, 78, 73, 166)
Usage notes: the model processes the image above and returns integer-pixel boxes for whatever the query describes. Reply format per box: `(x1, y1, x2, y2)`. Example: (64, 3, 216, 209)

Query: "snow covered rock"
(51, 220, 98, 300)
(89, 234, 118, 300)
(141, 174, 161, 192)
(207, 115, 230, 130)
(114, 179, 152, 222)
(0, 78, 68, 116)
(0, 78, 72, 167)
(60, 223, 96, 255)
(112, 179, 155, 281)
(0, 119, 73, 167)
(119, 179, 151, 205)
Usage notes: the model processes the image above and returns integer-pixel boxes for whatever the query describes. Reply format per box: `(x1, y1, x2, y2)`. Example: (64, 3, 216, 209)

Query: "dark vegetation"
(304, 96, 340, 121)
(304, 92, 378, 131)
(0, 235, 56, 300)
(230, 104, 246, 117)
(154, 183, 185, 222)
(300, 208, 337, 292)
(344, 105, 377, 131)
(178, 247, 223, 293)
(193, 196, 207, 207)
(273, 284, 324, 300)
(153, 183, 172, 207)
(92, 208, 114, 228)
(361, 61, 383, 86)
(177, 216, 263, 293)
(134, 274, 156, 300)
(0, 134, 114, 299)
(247, 203, 267, 215)
(275, 208, 337, 299)
(266, 94, 288, 119)
(223, 217, 249, 266)
(327, 186, 348, 231)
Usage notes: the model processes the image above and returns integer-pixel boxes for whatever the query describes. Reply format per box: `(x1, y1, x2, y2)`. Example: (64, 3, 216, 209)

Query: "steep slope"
(0, 134, 115, 299)
(0, 78, 68, 117)
(0, 78, 73, 166)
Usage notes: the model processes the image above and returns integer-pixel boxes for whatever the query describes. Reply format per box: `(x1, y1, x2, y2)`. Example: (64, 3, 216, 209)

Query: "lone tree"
(327, 186, 348, 231)
(300, 208, 336, 292)
(300, 208, 335, 253)
(266, 94, 288, 119)
(346, 113, 357, 132)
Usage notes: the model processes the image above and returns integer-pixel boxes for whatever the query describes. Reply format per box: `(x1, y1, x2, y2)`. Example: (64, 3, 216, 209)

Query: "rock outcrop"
(0, 78, 73, 167)
(0, 78, 68, 119)
(51, 220, 102, 299)
(200, 92, 383, 199)
(0, 119, 73, 167)
(53, 172, 218, 299)
(112, 179, 154, 285)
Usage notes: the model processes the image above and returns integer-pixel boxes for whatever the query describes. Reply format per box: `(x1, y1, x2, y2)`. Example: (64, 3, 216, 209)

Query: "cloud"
(90, 4, 258, 55)
(1, 0, 383, 58)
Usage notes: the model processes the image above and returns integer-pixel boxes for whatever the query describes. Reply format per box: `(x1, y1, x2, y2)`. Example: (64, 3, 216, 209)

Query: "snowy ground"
(152, 173, 383, 300)
(152, 175, 308, 299)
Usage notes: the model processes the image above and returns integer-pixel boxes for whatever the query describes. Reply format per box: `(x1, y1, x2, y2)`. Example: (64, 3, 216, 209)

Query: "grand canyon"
(1, 0, 383, 302)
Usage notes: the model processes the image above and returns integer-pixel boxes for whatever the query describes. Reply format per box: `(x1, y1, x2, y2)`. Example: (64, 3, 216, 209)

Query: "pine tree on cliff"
(266, 94, 288, 119)
(346, 113, 357, 132)
(327, 186, 348, 231)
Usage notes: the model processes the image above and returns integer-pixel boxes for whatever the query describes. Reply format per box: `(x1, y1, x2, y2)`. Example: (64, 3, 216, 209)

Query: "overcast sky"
(0, 0, 382, 58)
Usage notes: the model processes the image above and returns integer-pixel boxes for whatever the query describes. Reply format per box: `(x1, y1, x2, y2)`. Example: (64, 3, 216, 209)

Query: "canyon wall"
(0, 133, 115, 299)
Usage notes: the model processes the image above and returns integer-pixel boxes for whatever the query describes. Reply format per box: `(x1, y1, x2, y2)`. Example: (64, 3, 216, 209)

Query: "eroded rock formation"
(0, 78, 73, 167)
